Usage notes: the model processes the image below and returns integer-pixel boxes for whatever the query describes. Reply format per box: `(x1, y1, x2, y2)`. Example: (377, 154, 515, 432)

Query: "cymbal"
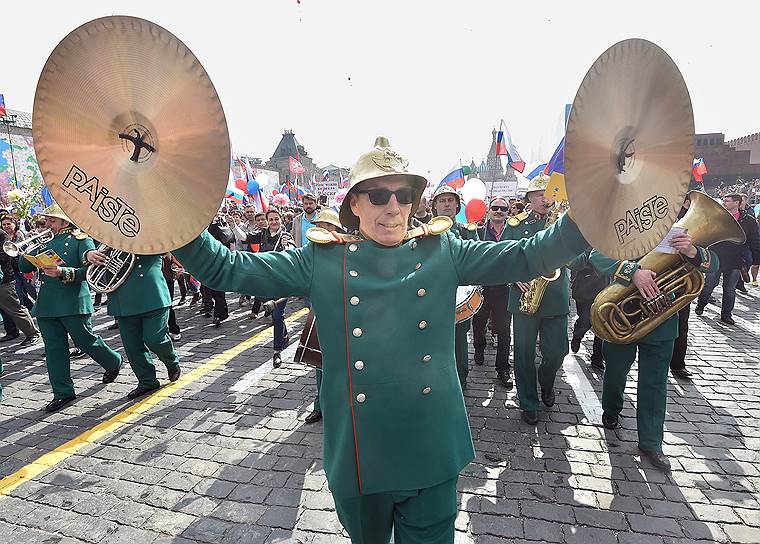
(33, 16, 230, 254)
(565, 39, 694, 260)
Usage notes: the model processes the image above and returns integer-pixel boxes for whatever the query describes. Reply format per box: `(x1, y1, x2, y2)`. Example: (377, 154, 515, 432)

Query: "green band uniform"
(19, 227, 122, 399)
(449, 222, 479, 389)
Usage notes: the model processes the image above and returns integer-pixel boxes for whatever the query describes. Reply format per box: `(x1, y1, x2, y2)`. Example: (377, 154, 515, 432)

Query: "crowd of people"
(1, 136, 759, 542)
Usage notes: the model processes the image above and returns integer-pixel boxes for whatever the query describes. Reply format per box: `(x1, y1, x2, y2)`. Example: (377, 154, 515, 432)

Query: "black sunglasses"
(490, 205, 509, 212)
(355, 188, 416, 206)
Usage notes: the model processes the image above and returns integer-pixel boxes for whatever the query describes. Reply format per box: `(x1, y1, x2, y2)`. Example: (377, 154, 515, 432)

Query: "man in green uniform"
(19, 204, 123, 413)
(506, 175, 572, 425)
(85, 250, 181, 399)
(587, 234, 717, 471)
(174, 137, 590, 543)
(430, 185, 479, 390)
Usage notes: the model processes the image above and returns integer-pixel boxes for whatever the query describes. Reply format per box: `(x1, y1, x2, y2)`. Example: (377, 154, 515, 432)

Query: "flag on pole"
(692, 157, 707, 183)
(322, 170, 330, 183)
(0, 94, 6, 117)
(289, 156, 305, 174)
(437, 166, 472, 189)
(497, 122, 526, 173)
(542, 138, 566, 200)
(225, 167, 245, 203)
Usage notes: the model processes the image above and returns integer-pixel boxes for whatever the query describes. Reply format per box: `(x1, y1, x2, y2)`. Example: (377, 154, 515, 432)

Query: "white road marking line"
(229, 330, 302, 392)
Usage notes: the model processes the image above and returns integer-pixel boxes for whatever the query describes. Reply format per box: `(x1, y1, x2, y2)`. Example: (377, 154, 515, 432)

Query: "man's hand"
(516, 281, 531, 293)
(86, 250, 107, 266)
(42, 266, 62, 278)
(669, 233, 697, 258)
(632, 269, 659, 300)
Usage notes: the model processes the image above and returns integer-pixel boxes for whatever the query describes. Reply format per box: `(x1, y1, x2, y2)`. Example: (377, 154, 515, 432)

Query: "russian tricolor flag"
(226, 168, 245, 204)
(437, 165, 472, 189)
(692, 157, 707, 182)
(496, 124, 525, 173)
(543, 138, 567, 201)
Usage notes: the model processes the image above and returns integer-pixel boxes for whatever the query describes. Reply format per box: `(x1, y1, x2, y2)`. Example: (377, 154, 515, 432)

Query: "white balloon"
(466, 178, 487, 202)
(257, 172, 270, 188)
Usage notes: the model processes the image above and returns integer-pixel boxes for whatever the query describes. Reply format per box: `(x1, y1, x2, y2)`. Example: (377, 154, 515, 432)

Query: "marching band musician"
(85, 249, 182, 400)
(586, 236, 717, 471)
(303, 208, 345, 425)
(506, 175, 573, 426)
(19, 204, 123, 412)
(430, 185, 479, 390)
(173, 137, 590, 543)
(473, 197, 513, 390)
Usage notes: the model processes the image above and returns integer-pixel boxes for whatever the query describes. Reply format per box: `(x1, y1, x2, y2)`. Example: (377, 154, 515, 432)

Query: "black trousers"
(165, 272, 181, 335)
(669, 303, 690, 371)
(177, 274, 187, 299)
(472, 286, 511, 373)
(201, 285, 228, 320)
(572, 300, 603, 362)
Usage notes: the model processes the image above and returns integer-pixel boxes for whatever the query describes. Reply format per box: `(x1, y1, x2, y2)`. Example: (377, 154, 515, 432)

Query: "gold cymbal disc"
(565, 38, 694, 260)
(33, 16, 230, 254)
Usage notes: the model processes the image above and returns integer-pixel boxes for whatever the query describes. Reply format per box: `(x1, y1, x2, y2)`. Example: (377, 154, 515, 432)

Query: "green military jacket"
(505, 211, 571, 317)
(174, 213, 589, 498)
(98, 254, 172, 317)
(588, 247, 718, 341)
(450, 222, 479, 242)
(19, 227, 95, 318)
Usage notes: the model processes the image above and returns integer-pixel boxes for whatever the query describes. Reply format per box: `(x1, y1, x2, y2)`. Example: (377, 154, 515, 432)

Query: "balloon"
(755, 203, 760, 216)
(247, 179, 260, 196)
(271, 189, 279, 195)
(465, 199, 487, 224)
(333, 188, 349, 205)
(257, 172, 270, 188)
(272, 193, 290, 206)
(460, 177, 486, 203)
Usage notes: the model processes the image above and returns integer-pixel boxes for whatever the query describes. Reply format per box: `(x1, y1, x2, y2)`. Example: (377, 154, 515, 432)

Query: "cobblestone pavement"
(0, 285, 758, 544)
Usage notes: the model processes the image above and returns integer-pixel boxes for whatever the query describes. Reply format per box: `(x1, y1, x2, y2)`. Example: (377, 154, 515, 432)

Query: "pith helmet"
(431, 185, 462, 214)
(314, 208, 343, 230)
(339, 136, 428, 229)
(39, 203, 72, 223)
(525, 173, 550, 196)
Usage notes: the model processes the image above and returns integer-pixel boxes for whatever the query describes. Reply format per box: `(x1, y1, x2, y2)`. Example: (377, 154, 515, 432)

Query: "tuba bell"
(2, 229, 54, 257)
(591, 191, 746, 344)
(86, 244, 136, 293)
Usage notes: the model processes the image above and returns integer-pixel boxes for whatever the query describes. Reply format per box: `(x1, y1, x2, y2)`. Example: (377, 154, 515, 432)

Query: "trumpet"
(86, 244, 136, 293)
(2, 229, 54, 257)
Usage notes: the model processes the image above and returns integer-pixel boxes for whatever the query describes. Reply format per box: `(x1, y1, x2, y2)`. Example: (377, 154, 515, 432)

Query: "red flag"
(289, 156, 305, 174)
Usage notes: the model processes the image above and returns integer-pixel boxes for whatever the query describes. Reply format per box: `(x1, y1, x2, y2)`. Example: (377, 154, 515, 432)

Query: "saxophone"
(518, 201, 569, 315)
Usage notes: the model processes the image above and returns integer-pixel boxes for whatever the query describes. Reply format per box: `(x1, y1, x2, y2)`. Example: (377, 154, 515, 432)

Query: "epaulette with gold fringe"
(305, 216, 453, 245)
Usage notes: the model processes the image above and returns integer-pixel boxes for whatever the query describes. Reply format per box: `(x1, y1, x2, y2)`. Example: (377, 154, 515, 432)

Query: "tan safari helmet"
(313, 208, 343, 231)
(39, 202, 73, 223)
(339, 136, 428, 229)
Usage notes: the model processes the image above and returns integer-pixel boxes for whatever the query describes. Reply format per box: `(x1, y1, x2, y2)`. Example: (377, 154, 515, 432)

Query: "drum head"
(456, 285, 476, 306)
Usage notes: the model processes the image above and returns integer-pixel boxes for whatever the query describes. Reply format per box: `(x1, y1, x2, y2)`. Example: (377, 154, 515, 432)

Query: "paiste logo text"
(614, 195, 668, 244)
(61, 165, 141, 237)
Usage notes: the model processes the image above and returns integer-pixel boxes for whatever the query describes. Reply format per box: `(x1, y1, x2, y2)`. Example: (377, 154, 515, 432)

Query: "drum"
(455, 286, 483, 323)
(295, 311, 322, 369)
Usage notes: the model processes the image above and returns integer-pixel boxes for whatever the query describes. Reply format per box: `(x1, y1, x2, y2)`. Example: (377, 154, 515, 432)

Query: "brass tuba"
(2, 229, 54, 257)
(591, 191, 746, 344)
(86, 244, 136, 293)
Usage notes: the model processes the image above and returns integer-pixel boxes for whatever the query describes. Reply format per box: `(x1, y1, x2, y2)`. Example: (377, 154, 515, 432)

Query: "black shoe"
(305, 409, 322, 424)
(522, 410, 538, 425)
(213, 317, 221, 327)
(0, 333, 20, 343)
(273, 352, 282, 368)
(44, 396, 76, 412)
(19, 334, 40, 347)
(107, 322, 119, 330)
(602, 412, 619, 429)
(474, 354, 484, 366)
(570, 336, 581, 353)
(638, 446, 671, 472)
(720, 315, 735, 325)
(590, 358, 605, 370)
(671, 368, 692, 380)
(694, 304, 705, 316)
(497, 371, 513, 390)
(541, 387, 555, 408)
(127, 385, 160, 400)
(736, 285, 748, 294)
(168, 366, 181, 382)
(202, 311, 212, 318)
(70, 348, 86, 359)
(102, 360, 123, 384)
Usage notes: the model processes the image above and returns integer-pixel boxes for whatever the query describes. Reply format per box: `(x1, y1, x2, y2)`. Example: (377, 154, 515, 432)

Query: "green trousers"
(333, 476, 458, 544)
(118, 307, 179, 389)
(38, 315, 122, 399)
(455, 320, 470, 389)
(314, 368, 322, 411)
(513, 313, 568, 411)
(602, 338, 673, 452)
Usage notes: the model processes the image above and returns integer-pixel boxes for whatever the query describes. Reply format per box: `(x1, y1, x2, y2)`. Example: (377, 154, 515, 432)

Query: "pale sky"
(4, 1, 758, 183)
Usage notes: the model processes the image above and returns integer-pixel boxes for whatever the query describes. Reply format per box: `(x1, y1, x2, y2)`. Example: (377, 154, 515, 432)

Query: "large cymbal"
(33, 16, 230, 254)
(565, 39, 694, 260)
